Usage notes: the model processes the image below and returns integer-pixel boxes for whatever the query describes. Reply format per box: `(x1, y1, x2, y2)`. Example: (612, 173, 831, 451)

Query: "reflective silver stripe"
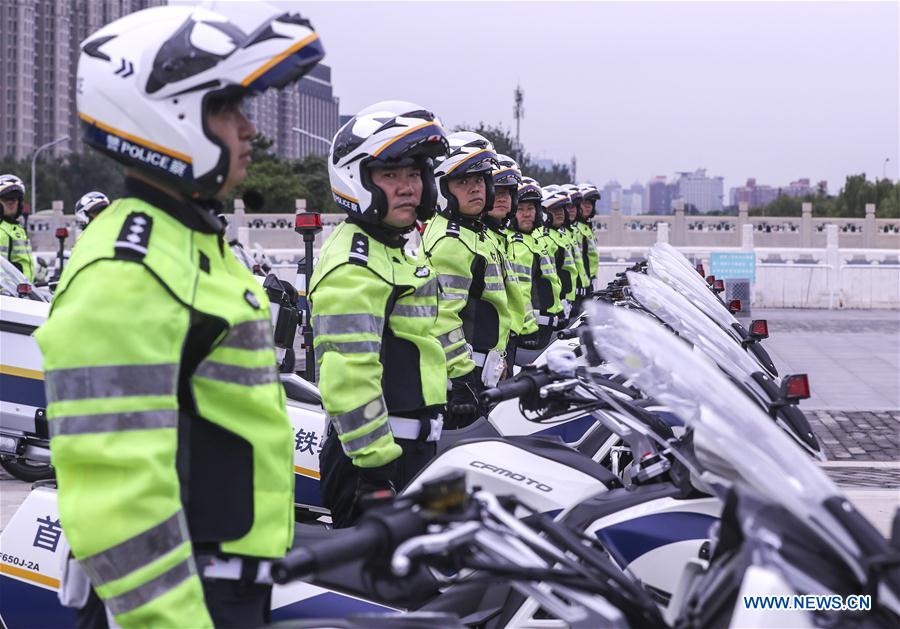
(392, 304, 437, 318)
(436, 328, 465, 348)
(314, 339, 381, 363)
(80, 511, 190, 586)
(510, 263, 530, 275)
(194, 361, 277, 386)
(483, 281, 505, 292)
(219, 320, 272, 350)
(472, 351, 487, 367)
(485, 264, 502, 278)
(104, 557, 196, 617)
(439, 274, 471, 290)
(312, 313, 383, 337)
(45, 364, 178, 402)
(541, 257, 553, 267)
(417, 277, 438, 297)
(51, 410, 178, 437)
(11, 239, 28, 246)
(329, 397, 387, 434)
(445, 343, 471, 362)
(440, 292, 467, 301)
(340, 419, 392, 454)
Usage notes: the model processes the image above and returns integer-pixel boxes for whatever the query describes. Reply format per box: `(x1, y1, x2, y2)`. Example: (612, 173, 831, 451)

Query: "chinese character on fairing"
(295, 429, 319, 454)
(33, 516, 62, 552)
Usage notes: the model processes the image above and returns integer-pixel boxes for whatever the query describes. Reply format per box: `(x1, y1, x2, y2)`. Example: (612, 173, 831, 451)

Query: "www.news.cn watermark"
(743, 594, 872, 612)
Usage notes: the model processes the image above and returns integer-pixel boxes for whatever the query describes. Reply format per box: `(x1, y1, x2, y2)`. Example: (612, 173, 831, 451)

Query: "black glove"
(446, 372, 483, 429)
(352, 461, 397, 518)
(518, 333, 541, 350)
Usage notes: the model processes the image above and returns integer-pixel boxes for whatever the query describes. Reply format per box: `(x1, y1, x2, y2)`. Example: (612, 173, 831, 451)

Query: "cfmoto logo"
(469, 461, 553, 492)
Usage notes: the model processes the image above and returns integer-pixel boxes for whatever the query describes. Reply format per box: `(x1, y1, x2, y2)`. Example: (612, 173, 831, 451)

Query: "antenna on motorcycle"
(294, 201, 322, 382)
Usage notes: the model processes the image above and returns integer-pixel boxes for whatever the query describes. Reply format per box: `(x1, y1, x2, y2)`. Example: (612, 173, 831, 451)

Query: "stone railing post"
(673, 199, 685, 245)
(737, 201, 748, 247)
(232, 198, 249, 248)
(864, 203, 876, 248)
(826, 224, 840, 308)
(801, 202, 813, 248)
(609, 200, 623, 246)
(656, 222, 669, 244)
(741, 223, 754, 251)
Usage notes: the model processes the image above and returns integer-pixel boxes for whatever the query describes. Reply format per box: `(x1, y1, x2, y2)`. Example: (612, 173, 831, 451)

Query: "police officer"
(421, 132, 510, 427)
(538, 187, 578, 324)
(482, 154, 534, 367)
(561, 184, 590, 312)
(74, 191, 111, 230)
(312, 101, 449, 528)
(577, 183, 601, 290)
(34, 6, 325, 628)
(508, 177, 564, 349)
(0, 174, 34, 281)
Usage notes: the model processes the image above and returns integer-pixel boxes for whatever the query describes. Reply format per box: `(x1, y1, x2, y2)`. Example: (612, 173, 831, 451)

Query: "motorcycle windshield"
(626, 271, 764, 382)
(647, 244, 740, 336)
(584, 301, 862, 561)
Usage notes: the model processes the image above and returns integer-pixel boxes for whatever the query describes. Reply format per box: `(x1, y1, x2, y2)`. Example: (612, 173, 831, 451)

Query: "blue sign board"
(710, 252, 756, 282)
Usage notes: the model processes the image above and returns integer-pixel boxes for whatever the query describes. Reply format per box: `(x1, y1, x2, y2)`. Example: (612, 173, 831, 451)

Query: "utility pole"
(513, 82, 524, 160)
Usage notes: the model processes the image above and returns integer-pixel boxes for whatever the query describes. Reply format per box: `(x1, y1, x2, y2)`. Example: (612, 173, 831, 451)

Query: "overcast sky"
(192, 1, 899, 194)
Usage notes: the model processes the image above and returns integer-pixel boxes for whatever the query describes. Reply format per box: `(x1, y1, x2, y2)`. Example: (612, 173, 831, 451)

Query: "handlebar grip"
(480, 371, 555, 405)
(557, 327, 579, 340)
(270, 508, 426, 584)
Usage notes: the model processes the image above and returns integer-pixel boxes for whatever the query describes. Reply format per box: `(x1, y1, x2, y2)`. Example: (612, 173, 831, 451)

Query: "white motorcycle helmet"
(541, 187, 569, 228)
(560, 184, 583, 224)
(511, 176, 542, 232)
(76, 4, 325, 199)
(491, 154, 522, 221)
(328, 101, 448, 225)
(578, 183, 601, 220)
(435, 131, 498, 217)
(74, 191, 111, 228)
(0, 175, 26, 219)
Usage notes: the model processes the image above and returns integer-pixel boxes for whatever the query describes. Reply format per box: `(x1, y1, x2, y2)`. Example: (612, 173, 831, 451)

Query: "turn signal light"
(55, 227, 69, 239)
(749, 319, 769, 339)
(16, 283, 32, 295)
(728, 299, 741, 313)
(294, 212, 322, 233)
(695, 263, 705, 276)
(782, 374, 811, 400)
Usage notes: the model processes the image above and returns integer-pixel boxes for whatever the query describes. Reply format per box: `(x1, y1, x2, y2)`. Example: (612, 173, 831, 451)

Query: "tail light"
(728, 299, 741, 313)
(713, 279, 725, 293)
(55, 227, 69, 239)
(782, 374, 810, 401)
(16, 283, 32, 296)
(695, 263, 705, 276)
(749, 319, 769, 339)
(252, 264, 262, 275)
(706, 275, 715, 286)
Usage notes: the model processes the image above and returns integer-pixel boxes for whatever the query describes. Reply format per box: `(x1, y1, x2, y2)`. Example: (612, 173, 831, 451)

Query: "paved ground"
(755, 308, 899, 411)
(3, 308, 898, 536)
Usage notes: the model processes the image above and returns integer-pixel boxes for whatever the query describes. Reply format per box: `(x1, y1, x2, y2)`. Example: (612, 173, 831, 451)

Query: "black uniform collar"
(482, 215, 506, 234)
(125, 177, 224, 235)
(440, 209, 482, 233)
(346, 214, 408, 249)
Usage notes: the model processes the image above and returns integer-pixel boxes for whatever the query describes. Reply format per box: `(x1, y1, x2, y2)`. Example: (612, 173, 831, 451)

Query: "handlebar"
(270, 506, 426, 583)
(480, 369, 555, 405)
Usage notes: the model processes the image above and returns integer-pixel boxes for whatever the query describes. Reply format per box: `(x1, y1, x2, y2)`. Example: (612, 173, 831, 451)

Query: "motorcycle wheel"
(0, 457, 54, 482)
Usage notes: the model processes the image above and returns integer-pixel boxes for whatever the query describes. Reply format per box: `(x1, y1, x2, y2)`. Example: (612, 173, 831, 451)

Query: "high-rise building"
(598, 180, 621, 214)
(674, 168, 724, 213)
(1, 0, 165, 160)
(646, 176, 672, 214)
